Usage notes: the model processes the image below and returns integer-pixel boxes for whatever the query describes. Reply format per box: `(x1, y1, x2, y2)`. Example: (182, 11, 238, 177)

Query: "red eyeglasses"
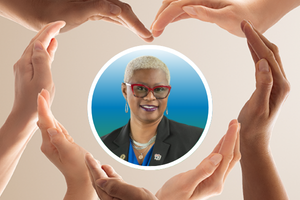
(125, 83, 171, 99)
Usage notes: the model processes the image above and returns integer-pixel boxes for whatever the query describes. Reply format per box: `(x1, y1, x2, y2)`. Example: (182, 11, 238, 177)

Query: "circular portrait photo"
(88, 45, 212, 170)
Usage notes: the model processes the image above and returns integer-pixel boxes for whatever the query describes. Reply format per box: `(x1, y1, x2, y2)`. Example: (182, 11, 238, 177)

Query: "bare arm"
(238, 20, 290, 200)
(0, 21, 65, 196)
(151, 0, 300, 37)
(0, 0, 153, 42)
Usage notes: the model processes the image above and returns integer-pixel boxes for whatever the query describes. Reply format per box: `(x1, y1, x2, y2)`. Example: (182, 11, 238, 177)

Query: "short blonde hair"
(124, 56, 170, 84)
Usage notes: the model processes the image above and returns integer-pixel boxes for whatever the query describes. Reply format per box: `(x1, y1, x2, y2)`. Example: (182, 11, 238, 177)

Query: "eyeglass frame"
(124, 82, 171, 99)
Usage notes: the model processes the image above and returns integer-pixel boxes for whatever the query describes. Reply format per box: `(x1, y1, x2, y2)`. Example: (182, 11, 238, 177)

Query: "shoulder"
(101, 126, 123, 146)
(168, 118, 203, 137)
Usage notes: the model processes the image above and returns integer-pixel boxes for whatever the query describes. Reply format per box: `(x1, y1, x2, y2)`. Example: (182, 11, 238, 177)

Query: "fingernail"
(210, 154, 222, 165)
(47, 128, 58, 137)
(183, 6, 197, 16)
(259, 59, 270, 72)
(110, 4, 121, 15)
(34, 41, 43, 51)
(97, 179, 107, 189)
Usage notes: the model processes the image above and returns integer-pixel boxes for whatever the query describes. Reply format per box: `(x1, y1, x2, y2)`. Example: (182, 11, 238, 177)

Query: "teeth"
(143, 105, 156, 108)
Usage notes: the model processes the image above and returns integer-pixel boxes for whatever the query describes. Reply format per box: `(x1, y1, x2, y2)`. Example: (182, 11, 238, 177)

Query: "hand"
(238, 20, 290, 151)
(11, 21, 65, 121)
(156, 119, 241, 200)
(85, 154, 158, 200)
(151, 0, 294, 37)
(237, 20, 289, 200)
(37, 89, 96, 200)
(0, 0, 153, 42)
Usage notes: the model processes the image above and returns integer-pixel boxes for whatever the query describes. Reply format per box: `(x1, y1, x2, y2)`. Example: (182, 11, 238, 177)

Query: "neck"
(130, 116, 163, 143)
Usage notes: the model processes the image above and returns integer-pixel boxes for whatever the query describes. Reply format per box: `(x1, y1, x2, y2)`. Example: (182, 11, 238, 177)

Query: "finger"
(213, 120, 239, 179)
(96, 178, 154, 200)
(37, 92, 56, 130)
(56, 120, 74, 143)
(151, 0, 174, 30)
(183, 5, 224, 23)
(241, 20, 285, 81)
(40, 89, 51, 108)
(224, 123, 241, 180)
(171, 13, 191, 23)
(76, 0, 122, 18)
(102, 165, 122, 179)
(47, 128, 73, 156)
(250, 25, 286, 79)
(35, 21, 65, 50)
(85, 153, 108, 180)
(99, 17, 123, 25)
(188, 153, 223, 187)
(22, 22, 58, 56)
(250, 59, 273, 114)
(152, 3, 185, 37)
(110, 1, 153, 41)
(85, 153, 112, 200)
(47, 38, 58, 62)
(211, 135, 225, 153)
(247, 42, 259, 64)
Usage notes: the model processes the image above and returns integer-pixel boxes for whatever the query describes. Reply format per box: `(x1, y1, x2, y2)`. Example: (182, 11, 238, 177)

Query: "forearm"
(240, 140, 288, 200)
(249, 0, 300, 33)
(0, 112, 37, 195)
(64, 178, 98, 200)
(0, 0, 47, 31)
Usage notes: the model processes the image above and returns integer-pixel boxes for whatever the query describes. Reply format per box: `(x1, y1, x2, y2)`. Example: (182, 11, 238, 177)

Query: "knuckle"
(105, 182, 119, 195)
(121, 3, 132, 12)
(265, 49, 275, 60)
(213, 183, 224, 195)
(223, 154, 234, 163)
(233, 152, 242, 162)
(40, 145, 48, 154)
(270, 43, 279, 54)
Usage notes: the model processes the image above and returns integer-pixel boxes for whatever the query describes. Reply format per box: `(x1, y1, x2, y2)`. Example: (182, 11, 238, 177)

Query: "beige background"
(1, 1, 299, 199)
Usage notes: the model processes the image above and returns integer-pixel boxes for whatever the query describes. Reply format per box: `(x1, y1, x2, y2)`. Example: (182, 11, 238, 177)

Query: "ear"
(121, 83, 127, 100)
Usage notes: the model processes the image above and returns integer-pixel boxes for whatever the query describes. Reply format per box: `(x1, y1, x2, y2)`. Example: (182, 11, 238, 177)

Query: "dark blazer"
(101, 116, 203, 166)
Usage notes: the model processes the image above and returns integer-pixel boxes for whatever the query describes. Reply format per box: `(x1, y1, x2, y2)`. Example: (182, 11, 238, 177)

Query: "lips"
(140, 105, 158, 112)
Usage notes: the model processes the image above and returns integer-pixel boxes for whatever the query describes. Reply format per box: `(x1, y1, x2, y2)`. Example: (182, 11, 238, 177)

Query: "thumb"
(189, 153, 223, 186)
(252, 59, 273, 110)
(47, 128, 72, 155)
(183, 5, 223, 23)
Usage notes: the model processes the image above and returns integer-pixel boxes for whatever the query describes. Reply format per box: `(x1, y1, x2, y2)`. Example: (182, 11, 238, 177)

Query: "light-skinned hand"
(151, 0, 300, 37)
(85, 154, 158, 200)
(0, 21, 64, 195)
(37, 89, 97, 200)
(155, 119, 241, 200)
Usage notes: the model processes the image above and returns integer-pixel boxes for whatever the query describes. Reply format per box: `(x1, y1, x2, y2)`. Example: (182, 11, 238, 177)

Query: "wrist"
(64, 177, 96, 200)
(248, 0, 300, 33)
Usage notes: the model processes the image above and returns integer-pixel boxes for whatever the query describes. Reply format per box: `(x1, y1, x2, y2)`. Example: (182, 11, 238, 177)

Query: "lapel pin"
(120, 154, 126, 160)
(154, 154, 162, 161)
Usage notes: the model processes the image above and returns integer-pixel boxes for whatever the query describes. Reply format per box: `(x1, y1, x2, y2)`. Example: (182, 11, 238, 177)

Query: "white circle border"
(87, 45, 213, 170)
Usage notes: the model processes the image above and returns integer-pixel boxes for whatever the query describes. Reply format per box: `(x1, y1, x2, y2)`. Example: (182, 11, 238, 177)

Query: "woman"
(101, 56, 203, 166)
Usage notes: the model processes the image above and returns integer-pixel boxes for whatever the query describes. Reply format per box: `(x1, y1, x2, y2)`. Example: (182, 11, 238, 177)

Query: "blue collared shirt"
(128, 139, 154, 166)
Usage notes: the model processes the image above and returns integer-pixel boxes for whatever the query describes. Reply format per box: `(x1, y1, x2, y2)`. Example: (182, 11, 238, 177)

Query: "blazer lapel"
(150, 116, 170, 166)
(112, 121, 131, 161)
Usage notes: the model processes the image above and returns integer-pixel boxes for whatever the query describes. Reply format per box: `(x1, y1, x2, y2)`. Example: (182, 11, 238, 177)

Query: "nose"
(144, 90, 156, 101)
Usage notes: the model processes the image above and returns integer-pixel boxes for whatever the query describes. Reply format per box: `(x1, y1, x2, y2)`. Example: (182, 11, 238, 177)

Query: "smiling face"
(122, 68, 169, 124)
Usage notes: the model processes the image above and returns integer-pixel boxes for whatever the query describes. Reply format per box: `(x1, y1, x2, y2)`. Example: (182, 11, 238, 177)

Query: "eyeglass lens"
(132, 85, 169, 98)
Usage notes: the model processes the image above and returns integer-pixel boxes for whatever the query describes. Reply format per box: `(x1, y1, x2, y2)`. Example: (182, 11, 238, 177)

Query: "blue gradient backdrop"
(91, 48, 209, 137)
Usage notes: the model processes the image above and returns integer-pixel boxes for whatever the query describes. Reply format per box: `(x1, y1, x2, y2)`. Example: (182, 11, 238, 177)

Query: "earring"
(166, 107, 168, 115)
(125, 101, 128, 113)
